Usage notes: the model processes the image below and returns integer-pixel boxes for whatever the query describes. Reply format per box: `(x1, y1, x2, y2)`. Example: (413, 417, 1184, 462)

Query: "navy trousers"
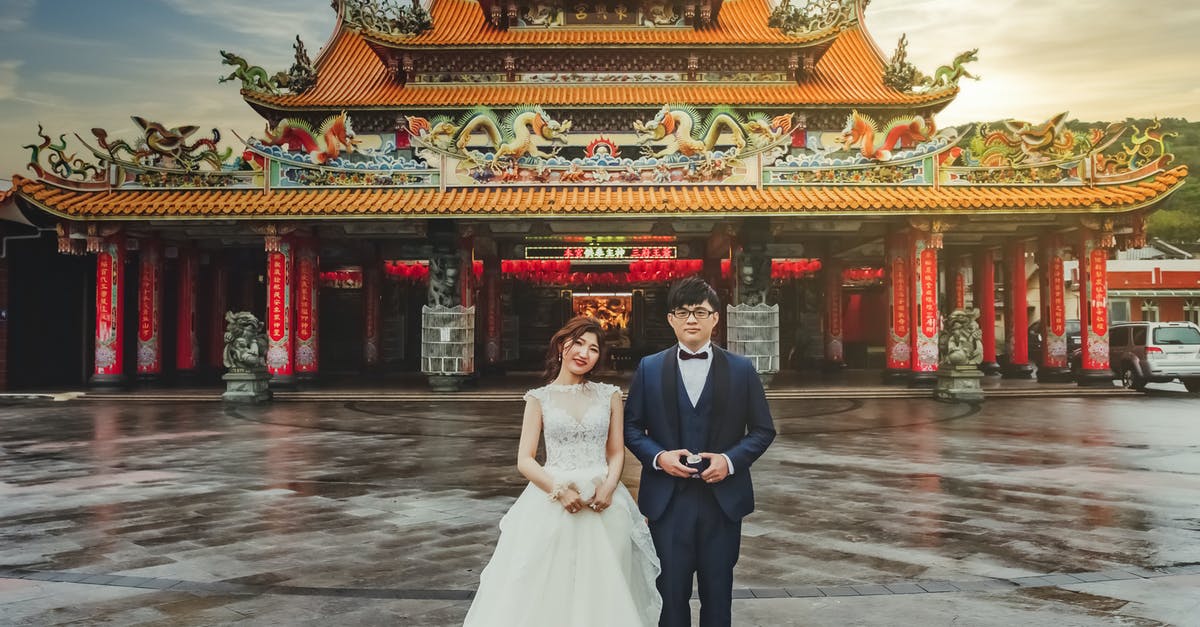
(650, 479, 742, 627)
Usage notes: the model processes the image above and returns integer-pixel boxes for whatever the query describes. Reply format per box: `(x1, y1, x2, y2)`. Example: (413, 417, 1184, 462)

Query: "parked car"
(1028, 319, 1082, 367)
(1108, 321, 1200, 392)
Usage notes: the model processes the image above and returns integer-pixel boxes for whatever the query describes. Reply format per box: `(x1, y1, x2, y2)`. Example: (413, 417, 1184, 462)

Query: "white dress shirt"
(677, 341, 712, 407)
(652, 342, 735, 475)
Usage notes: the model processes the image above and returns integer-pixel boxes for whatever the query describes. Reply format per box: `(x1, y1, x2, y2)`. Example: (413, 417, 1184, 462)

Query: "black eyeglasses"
(670, 308, 716, 320)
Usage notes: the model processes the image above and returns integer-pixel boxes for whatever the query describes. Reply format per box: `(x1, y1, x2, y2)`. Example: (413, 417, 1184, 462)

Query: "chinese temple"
(0, 0, 1189, 390)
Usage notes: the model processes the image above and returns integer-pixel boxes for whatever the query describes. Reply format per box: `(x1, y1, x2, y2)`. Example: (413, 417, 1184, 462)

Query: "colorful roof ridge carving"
(348, 0, 847, 47)
(9, 166, 1187, 219)
(245, 24, 953, 110)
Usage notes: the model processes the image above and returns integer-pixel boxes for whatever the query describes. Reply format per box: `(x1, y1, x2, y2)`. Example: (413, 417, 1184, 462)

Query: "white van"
(1109, 321, 1200, 392)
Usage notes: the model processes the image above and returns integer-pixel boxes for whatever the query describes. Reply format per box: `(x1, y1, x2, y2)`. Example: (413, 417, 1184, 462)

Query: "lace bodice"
(524, 381, 620, 475)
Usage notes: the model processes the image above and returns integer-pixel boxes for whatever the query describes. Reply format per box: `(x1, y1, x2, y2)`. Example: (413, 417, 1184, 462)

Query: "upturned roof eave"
(12, 166, 1187, 222)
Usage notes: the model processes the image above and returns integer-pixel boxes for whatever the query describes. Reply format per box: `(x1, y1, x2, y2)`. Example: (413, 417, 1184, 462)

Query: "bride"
(464, 316, 662, 627)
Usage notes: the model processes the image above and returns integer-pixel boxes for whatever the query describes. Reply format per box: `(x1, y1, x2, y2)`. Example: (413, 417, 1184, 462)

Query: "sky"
(0, 0, 1197, 183)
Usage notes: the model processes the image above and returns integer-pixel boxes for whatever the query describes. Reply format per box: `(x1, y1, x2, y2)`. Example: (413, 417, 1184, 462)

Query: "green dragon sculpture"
(219, 50, 290, 95)
(920, 49, 980, 90)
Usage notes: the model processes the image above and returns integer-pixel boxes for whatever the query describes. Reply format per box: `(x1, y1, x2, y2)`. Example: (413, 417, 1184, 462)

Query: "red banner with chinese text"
(892, 256, 908, 339)
(1090, 248, 1108, 337)
(296, 255, 314, 341)
(138, 263, 155, 342)
(98, 253, 113, 340)
(920, 248, 938, 339)
(1050, 256, 1065, 337)
(268, 252, 286, 342)
(94, 241, 124, 376)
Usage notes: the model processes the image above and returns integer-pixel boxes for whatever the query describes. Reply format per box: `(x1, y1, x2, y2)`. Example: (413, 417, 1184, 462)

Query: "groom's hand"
(698, 453, 729, 483)
(659, 449, 696, 478)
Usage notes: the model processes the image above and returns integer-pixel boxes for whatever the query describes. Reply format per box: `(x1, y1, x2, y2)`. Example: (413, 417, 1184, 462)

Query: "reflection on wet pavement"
(1, 394, 1199, 625)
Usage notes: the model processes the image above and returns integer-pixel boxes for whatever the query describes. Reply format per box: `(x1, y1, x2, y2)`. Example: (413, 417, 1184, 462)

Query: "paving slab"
(2, 393, 1199, 625)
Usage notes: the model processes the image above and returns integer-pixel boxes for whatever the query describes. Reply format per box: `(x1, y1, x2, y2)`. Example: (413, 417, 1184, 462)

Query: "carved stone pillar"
(728, 219, 778, 378)
(1077, 228, 1113, 387)
(482, 253, 504, 373)
(973, 248, 1000, 375)
(1002, 240, 1034, 379)
(91, 231, 126, 387)
(884, 230, 912, 382)
(423, 223, 475, 390)
(363, 257, 381, 370)
(1037, 235, 1072, 382)
(176, 246, 200, 379)
(294, 239, 319, 381)
(909, 231, 939, 386)
(136, 239, 164, 381)
(265, 236, 295, 385)
(823, 259, 844, 369)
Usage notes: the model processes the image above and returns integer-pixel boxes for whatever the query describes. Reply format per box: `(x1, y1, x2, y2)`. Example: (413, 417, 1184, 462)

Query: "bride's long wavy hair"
(543, 316, 607, 382)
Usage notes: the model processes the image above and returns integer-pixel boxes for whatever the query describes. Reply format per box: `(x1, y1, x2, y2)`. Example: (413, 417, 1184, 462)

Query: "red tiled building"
(0, 0, 1188, 389)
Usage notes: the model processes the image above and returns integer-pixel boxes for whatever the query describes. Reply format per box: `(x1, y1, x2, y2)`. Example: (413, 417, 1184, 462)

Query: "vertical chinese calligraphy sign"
(94, 235, 125, 378)
(266, 240, 294, 377)
(912, 236, 939, 373)
(136, 240, 162, 374)
(886, 232, 912, 372)
(295, 243, 319, 374)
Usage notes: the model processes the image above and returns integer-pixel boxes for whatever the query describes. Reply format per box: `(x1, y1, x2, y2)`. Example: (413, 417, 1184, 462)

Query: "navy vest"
(676, 366, 714, 453)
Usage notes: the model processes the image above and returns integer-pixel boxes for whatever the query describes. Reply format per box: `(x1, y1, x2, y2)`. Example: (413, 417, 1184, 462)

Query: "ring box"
(682, 453, 710, 476)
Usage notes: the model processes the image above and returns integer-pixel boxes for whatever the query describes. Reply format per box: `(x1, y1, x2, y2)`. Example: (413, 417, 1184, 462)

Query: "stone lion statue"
(939, 308, 984, 368)
(223, 311, 268, 371)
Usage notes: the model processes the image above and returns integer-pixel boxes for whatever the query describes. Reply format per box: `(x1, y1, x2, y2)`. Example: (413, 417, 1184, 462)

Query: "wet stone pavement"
(1, 391, 1199, 626)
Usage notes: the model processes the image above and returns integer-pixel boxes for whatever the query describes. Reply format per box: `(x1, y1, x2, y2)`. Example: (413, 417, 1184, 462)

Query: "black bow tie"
(679, 350, 709, 361)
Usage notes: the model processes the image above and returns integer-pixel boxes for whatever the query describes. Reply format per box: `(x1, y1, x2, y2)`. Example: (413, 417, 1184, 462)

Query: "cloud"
(158, 0, 332, 51)
(866, 0, 1200, 123)
(0, 60, 21, 100)
(0, 0, 35, 31)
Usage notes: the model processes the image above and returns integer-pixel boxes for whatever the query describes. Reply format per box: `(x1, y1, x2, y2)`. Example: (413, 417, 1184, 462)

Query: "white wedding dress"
(463, 381, 662, 627)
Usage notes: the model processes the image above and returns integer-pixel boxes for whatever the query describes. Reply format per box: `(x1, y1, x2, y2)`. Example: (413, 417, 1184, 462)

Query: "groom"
(625, 277, 776, 627)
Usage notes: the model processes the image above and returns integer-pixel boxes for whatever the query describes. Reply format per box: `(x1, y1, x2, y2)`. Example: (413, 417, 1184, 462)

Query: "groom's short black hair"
(668, 276, 721, 311)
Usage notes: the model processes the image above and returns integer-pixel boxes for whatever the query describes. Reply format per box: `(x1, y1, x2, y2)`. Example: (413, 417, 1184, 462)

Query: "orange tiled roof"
(372, 0, 816, 47)
(11, 167, 1186, 220)
(246, 23, 952, 109)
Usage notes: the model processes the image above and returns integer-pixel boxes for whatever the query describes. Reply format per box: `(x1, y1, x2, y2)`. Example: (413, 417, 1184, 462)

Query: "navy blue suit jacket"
(624, 345, 776, 522)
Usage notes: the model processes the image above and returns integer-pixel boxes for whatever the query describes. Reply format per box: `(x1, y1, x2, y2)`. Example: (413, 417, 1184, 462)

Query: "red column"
(1037, 235, 1072, 382)
(265, 237, 295, 384)
(1077, 228, 1112, 386)
(363, 261, 381, 369)
(974, 248, 1000, 374)
(482, 255, 504, 372)
(136, 239, 163, 379)
(884, 231, 912, 381)
(176, 247, 199, 377)
(1002, 240, 1034, 378)
(823, 259, 844, 367)
(294, 240, 319, 380)
(910, 232, 939, 385)
(92, 233, 126, 386)
(208, 257, 228, 372)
